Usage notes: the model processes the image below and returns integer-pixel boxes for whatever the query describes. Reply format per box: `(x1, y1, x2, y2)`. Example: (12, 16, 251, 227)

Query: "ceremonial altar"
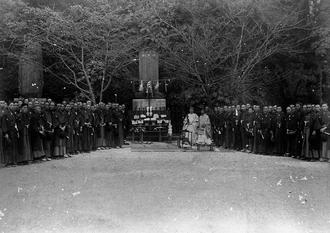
(130, 50, 171, 142)
(131, 103, 170, 142)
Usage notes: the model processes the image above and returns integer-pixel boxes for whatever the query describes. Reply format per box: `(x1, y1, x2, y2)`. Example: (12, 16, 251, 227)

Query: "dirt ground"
(0, 143, 330, 233)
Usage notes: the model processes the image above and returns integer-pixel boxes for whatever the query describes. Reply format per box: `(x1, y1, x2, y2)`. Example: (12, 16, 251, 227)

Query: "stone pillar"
(18, 41, 43, 97)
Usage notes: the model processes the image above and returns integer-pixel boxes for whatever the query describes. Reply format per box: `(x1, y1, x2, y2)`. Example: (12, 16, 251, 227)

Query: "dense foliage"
(0, 0, 328, 106)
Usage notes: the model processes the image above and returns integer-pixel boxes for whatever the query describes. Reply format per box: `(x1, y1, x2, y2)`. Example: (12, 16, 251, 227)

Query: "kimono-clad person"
(244, 107, 255, 153)
(43, 102, 55, 160)
(117, 105, 125, 148)
(217, 107, 226, 147)
(0, 101, 7, 166)
(232, 105, 242, 150)
(71, 103, 82, 154)
(240, 105, 248, 151)
(2, 102, 19, 166)
(112, 104, 124, 148)
(310, 104, 322, 160)
(211, 106, 220, 147)
(91, 105, 98, 151)
(285, 106, 299, 158)
(301, 104, 313, 160)
(182, 106, 199, 145)
(30, 103, 46, 160)
(53, 104, 68, 158)
(253, 105, 263, 154)
(273, 106, 286, 156)
(223, 106, 231, 149)
(17, 104, 32, 164)
(196, 108, 213, 145)
(81, 104, 93, 152)
(320, 103, 330, 162)
(104, 103, 113, 149)
(96, 103, 107, 149)
(65, 104, 75, 155)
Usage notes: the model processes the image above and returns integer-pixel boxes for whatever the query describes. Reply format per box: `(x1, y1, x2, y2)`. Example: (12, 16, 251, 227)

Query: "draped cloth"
(182, 113, 199, 145)
(197, 114, 212, 145)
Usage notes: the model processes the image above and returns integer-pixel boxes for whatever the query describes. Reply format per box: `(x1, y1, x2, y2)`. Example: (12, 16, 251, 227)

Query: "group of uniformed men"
(0, 99, 126, 167)
(209, 103, 330, 162)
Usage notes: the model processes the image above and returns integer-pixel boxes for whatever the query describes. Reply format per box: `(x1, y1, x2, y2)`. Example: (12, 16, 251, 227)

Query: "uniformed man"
(210, 106, 218, 146)
(301, 104, 312, 160)
(245, 107, 255, 153)
(30, 104, 46, 160)
(0, 101, 7, 167)
(261, 106, 273, 155)
(253, 105, 263, 154)
(233, 105, 242, 150)
(97, 102, 107, 149)
(285, 106, 298, 157)
(2, 102, 19, 166)
(17, 104, 32, 164)
(295, 103, 304, 159)
(273, 106, 286, 156)
(218, 107, 225, 147)
(53, 104, 68, 158)
(43, 102, 54, 160)
(240, 105, 248, 151)
(81, 104, 93, 153)
(223, 106, 230, 149)
(113, 104, 124, 148)
(210, 106, 219, 146)
(104, 103, 113, 149)
(310, 104, 322, 160)
(320, 103, 330, 162)
(71, 102, 82, 154)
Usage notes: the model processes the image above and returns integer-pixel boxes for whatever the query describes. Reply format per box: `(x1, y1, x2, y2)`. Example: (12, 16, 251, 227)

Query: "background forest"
(0, 0, 329, 109)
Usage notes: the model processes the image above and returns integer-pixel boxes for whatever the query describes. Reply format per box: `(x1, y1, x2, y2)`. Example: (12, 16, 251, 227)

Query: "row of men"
(208, 103, 330, 161)
(0, 99, 126, 167)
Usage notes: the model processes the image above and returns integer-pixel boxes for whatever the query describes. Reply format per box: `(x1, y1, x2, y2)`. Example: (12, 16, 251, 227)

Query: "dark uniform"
(2, 109, 19, 165)
(224, 109, 232, 149)
(320, 109, 330, 161)
(262, 111, 273, 155)
(273, 111, 286, 156)
(240, 109, 248, 151)
(113, 107, 124, 148)
(232, 110, 242, 150)
(294, 109, 304, 158)
(105, 106, 114, 148)
(53, 108, 67, 157)
(301, 110, 312, 160)
(310, 111, 322, 160)
(285, 111, 298, 157)
(81, 108, 93, 152)
(17, 110, 32, 163)
(0, 107, 6, 166)
(253, 110, 263, 154)
(71, 107, 82, 153)
(43, 108, 54, 159)
(245, 110, 255, 152)
(30, 110, 46, 159)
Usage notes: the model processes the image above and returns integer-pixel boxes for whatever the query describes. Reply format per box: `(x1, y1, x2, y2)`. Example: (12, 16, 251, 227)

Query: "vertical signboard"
(19, 41, 44, 97)
(139, 50, 159, 81)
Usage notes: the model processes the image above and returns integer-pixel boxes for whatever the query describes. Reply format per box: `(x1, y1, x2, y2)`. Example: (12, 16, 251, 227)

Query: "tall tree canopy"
(0, 0, 327, 105)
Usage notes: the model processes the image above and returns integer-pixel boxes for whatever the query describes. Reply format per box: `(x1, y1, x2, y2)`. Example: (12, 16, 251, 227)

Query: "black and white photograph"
(0, 0, 330, 232)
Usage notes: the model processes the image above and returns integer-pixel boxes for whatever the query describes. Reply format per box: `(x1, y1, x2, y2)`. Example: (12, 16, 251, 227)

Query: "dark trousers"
(286, 133, 297, 156)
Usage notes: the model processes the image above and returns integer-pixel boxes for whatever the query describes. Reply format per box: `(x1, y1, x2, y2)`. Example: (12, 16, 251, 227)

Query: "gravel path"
(0, 146, 330, 233)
